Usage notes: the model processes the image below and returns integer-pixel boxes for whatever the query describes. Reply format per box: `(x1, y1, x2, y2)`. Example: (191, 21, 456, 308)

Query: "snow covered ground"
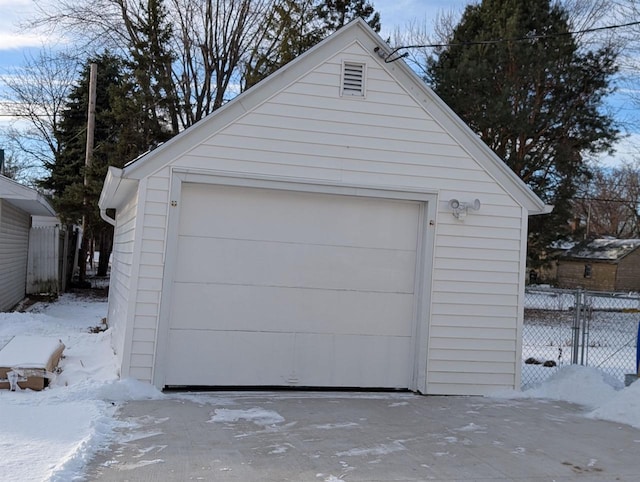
(0, 293, 639, 481)
(0, 294, 162, 482)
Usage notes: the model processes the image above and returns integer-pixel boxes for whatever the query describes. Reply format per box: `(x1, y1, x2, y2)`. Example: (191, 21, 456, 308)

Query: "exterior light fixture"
(449, 198, 481, 220)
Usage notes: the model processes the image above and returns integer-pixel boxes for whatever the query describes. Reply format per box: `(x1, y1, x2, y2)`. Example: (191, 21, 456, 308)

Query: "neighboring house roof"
(0, 175, 56, 217)
(549, 240, 577, 251)
(561, 238, 640, 262)
(100, 18, 549, 216)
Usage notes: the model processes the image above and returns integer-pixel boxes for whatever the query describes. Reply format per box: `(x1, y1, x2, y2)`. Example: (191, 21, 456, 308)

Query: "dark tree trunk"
(97, 226, 113, 277)
(78, 236, 88, 283)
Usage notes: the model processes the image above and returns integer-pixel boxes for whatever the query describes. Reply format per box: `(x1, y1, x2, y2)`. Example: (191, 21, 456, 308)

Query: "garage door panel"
(170, 282, 415, 336)
(333, 335, 413, 387)
(175, 236, 416, 292)
(179, 184, 420, 251)
(165, 330, 413, 387)
(165, 330, 295, 386)
(294, 334, 413, 388)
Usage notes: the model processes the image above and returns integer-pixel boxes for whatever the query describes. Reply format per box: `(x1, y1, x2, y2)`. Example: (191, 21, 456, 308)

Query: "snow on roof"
(549, 239, 576, 251)
(562, 238, 640, 261)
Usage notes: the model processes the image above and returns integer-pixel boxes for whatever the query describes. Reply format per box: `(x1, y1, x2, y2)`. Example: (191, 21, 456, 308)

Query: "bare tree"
(606, 0, 640, 135)
(563, 0, 613, 34)
(0, 140, 47, 187)
(0, 48, 80, 184)
(170, 0, 273, 124)
(390, 8, 463, 79)
(574, 163, 640, 238)
(30, 0, 128, 56)
(30, 0, 275, 130)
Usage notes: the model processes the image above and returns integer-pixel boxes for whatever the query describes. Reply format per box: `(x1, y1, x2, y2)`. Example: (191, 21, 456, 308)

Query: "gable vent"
(342, 62, 365, 96)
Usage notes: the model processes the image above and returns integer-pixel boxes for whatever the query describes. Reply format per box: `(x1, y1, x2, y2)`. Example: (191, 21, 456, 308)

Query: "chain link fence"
(523, 287, 640, 389)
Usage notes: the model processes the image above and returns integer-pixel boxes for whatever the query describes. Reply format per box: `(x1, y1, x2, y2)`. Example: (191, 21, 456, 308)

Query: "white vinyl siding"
(0, 200, 30, 311)
(128, 172, 170, 382)
(107, 191, 139, 373)
(120, 38, 529, 394)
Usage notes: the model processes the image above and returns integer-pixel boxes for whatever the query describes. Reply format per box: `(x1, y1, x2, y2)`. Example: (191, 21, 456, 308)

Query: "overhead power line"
(574, 196, 640, 204)
(383, 20, 640, 62)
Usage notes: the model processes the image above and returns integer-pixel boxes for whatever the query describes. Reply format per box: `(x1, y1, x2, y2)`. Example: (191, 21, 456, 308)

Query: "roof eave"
(0, 175, 56, 216)
(99, 166, 138, 210)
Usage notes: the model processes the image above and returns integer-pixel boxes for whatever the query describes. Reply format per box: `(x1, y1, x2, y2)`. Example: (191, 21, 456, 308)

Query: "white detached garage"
(99, 19, 549, 395)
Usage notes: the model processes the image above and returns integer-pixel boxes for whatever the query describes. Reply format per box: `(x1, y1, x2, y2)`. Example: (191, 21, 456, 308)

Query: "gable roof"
(0, 175, 56, 217)
(101, 18, 549, 215)
(561, 238, 640, 262)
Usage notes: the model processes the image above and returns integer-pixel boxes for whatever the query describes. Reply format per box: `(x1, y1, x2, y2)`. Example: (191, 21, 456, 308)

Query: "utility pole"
(85, 63, 97, 183)
(585, 203, 591, 240)
(79, 63, 97, 285)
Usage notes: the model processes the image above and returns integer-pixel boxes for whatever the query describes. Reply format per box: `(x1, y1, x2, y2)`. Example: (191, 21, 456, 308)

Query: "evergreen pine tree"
(125, 0, 179, 135)
(40, 51, 172, 278)
(244, 0, 381, 88)
(315, 0, 380, 34)
(427, 0, 618, 266)
(40, 54, 124, 227)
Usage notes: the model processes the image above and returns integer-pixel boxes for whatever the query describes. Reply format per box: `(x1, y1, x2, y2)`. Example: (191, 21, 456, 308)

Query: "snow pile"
(588, 378, 640, 428)
(523, 365, 618, 409)
(94, 377, 165, 402)
(493, 365, 640, 428)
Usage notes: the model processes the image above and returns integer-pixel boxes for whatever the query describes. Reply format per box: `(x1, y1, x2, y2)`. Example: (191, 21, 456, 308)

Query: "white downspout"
(99, 166, 125, 227)
(101, 209, 116, 226)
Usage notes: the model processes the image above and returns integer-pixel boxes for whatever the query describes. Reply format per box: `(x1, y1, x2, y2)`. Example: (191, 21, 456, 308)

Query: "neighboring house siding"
(107, 192, 139, 374)
(616, 249, 640, 291)
(129, 42, 526, 394)
(557, 260, 617, 291)
(0, 200, 30, 311)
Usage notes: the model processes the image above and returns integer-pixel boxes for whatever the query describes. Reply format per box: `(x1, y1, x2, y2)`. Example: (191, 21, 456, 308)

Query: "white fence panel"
(27, 226, 60, 295)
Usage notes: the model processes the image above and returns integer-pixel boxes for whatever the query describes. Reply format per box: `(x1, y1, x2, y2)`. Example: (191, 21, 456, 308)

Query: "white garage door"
(163, 183, 422, 388)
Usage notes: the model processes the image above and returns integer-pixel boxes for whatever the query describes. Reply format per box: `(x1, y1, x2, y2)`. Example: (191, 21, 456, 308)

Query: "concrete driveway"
(87, 391, 640, 481)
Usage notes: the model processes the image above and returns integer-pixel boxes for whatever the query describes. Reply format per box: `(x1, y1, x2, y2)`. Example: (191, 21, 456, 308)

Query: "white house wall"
(128, 174, 170, 381)
(0, 199, 30, 311)
(108, 174, 174, 382)
(123, 40, 527, 394)
(107, 190, 139, 375)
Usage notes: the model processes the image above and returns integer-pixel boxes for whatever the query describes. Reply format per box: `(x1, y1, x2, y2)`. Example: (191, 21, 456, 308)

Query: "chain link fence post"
(572, 288, 581, 365)
(580, 290, 589, 366)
